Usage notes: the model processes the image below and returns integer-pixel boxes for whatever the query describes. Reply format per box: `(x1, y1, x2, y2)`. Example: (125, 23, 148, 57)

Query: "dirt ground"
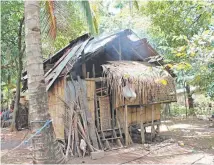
(1, 118, 214, 164)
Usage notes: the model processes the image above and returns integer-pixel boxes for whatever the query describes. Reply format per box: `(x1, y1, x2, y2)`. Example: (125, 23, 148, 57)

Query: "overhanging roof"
(23, 29, 164, 91)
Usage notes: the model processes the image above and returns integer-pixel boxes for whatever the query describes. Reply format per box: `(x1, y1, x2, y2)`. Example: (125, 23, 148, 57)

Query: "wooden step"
(101, 137, 122, 141)
(98, 128, 119, 133)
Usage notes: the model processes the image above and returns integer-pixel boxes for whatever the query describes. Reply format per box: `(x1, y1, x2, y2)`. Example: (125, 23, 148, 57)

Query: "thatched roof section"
(102, 61, 171, 85)
(102, 61, 176, 104)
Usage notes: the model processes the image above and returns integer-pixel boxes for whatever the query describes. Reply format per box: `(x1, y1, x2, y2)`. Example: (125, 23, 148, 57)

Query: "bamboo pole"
(77, 118, 94, 152)
(71, 124, 74, 156)
(74, 113, 82, 157)
(94, 83, 101, 131)
(151, 104, 155, 142)
(66, 122, 72, 158)
(125, 105, 128, 146)
(140, 106, 145, 144)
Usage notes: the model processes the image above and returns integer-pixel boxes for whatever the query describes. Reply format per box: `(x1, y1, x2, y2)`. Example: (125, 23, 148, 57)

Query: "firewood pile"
(60, 76, 101, 158)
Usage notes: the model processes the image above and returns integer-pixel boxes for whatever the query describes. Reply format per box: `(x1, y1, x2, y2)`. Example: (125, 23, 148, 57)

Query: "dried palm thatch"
(102, 61, 176, 104)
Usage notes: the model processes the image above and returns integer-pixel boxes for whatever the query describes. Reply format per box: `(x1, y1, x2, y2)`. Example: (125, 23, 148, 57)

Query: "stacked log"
(62, 77, 100, 158)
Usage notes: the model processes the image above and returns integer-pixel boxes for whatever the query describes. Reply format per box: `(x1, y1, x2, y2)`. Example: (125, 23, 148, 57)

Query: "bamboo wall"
(48, 77, 65, 141)
(47, 77, 162, 141)
(116, 104, 161, 128)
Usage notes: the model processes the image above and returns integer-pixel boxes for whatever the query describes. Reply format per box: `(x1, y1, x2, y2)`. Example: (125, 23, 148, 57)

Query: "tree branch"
(18, 16, 25, 52)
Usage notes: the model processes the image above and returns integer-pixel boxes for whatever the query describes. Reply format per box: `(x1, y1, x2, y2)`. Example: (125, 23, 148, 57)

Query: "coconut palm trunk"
(25, 1, 65, 164)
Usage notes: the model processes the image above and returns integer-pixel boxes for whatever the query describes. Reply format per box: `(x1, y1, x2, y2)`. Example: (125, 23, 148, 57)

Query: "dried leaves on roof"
(102, 61, 176, 104)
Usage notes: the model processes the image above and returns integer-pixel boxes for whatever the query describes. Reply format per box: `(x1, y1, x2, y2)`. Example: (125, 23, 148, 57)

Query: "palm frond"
(80, 1, 98, 35)
(40, 0, 57, 39)
(45, 0, 57, 39)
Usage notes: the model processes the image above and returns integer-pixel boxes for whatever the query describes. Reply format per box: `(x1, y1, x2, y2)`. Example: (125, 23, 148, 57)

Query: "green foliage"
(141, 1, 213, 49)
(80, 1, 98, 35)
(41, 1, 87, 58)
(193, 94, 214, 115)
(170, 103, 187, 116)
(172, 29, 214, 98)
(1, 1, 24, 104)
(140, 1, 214, 99)
(98, 1, 151, 36)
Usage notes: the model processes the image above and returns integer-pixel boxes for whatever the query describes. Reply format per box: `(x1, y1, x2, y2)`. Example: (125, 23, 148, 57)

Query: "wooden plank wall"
(117, 104, 161, 129)
(48, 77, 65, 141)
(86, 80, 95, 121)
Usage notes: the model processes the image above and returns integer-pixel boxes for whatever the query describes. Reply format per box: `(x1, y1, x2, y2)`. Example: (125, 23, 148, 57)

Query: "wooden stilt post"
(156, 124, 160, 134)
(125, 105, 128, 146)
(140, 106, 145, 144)
(151, 105, 155, 142)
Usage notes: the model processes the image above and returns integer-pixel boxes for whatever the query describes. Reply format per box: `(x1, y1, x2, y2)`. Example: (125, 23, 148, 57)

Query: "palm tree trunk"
(25, 1, 65, 164)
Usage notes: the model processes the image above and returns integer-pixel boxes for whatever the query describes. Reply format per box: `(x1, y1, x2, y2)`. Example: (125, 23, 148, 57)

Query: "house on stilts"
(22, 29, 177, 156)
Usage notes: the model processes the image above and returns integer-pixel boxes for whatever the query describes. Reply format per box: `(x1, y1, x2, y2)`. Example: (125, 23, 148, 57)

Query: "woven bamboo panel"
(116, 104, 161, 129)
(99, 96, 111, 130)
(48, 77, 65, 140)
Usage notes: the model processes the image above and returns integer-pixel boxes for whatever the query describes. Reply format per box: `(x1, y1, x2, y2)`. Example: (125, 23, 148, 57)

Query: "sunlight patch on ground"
(182, 134, 212, 138)
(170, 124, 196, 129)
(161, 120, 173, 123)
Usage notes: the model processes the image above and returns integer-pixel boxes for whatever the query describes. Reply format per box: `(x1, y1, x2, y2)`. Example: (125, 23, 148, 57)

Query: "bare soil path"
(1, 119, 214, 164)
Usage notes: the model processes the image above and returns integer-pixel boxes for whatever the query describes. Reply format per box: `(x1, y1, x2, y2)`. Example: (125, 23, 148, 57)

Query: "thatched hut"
(22, 29, 176, 156)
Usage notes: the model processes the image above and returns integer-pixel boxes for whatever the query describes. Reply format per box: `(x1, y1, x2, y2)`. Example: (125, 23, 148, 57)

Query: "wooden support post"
(92, 64, 95, 78)
(140, 106, 145, 144)
(124, 105, 128, 146)
(82, 63, 86, 78)
(151, 104, 155, 142)
(94, 83, 101, 131)
(87, 72, 90, 78)
(112, 89, 116, 134)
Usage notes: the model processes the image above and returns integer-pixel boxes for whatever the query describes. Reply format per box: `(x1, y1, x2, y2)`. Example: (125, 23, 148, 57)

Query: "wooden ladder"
(98, 128, 123, 150)
(95, 84, 123, 150)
